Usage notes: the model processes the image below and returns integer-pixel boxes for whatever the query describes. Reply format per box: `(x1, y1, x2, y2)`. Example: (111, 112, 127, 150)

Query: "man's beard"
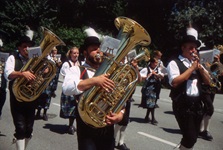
(87, 55, 101, 65)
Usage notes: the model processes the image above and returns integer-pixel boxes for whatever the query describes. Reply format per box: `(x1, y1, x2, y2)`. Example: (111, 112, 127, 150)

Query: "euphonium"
(13, 27, 65, 102)
(78, 17, 151, 128)
(202, 61, 222, 92)
(209, 62, 223, 91)
(133, 47, 150, 62)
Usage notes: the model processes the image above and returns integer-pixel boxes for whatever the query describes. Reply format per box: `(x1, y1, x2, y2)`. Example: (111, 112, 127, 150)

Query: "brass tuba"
(78, 17, 151, 128)
(13, 27, 65, 102)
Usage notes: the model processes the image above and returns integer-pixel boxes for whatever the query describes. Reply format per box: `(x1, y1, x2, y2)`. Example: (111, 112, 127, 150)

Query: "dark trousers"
(0, 88, 6, 116)
(10, 91, 37, 139)
(76, 110, 115, 150)
(172, 96, 203, 148)
(202, 93, 215, 116)
(77, 136, 115, 150)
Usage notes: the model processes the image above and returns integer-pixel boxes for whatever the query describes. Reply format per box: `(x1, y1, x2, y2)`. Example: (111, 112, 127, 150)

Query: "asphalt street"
(0, 76, 223, 150)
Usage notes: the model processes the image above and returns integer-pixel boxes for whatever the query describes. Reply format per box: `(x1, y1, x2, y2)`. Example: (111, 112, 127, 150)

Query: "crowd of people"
(0, 24, 221, 150)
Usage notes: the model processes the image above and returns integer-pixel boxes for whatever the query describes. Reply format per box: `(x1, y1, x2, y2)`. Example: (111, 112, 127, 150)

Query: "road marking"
(53, 103, 60, 107)
(138, 132, 178, 147)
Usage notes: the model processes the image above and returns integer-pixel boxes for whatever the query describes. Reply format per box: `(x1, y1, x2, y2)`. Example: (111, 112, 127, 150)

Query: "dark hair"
(149, 57, 158, 64)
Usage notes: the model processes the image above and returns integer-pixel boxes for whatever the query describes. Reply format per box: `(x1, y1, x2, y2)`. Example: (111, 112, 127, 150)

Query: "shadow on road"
(129, 117, 146, 123)
(161, 127, 181, 134)
(163, 111, 174, 115)
(0, 132, 6, 137)
(43, 123, 69, 134)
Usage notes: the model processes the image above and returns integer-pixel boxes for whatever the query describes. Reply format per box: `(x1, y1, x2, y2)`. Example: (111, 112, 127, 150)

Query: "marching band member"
(60, 46, 80, 134)
(62, 36, 124, 150)
(0, 47, 9, 119)
(35, 47, 62, 121)
(140, 57, 164, 125)
(167, 35, 210, 150)
(114, 58, 140, 150)
(4, 36, 36, 150)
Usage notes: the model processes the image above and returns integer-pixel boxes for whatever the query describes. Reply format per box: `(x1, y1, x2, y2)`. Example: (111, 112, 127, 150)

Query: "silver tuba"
(78, 17, 151, 128)
(13, 27, 65, 102)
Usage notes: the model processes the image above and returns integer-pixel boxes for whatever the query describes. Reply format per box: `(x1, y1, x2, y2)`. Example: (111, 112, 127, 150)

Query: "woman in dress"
(140, 57, 164, 125)
(60, 47, 80, 134)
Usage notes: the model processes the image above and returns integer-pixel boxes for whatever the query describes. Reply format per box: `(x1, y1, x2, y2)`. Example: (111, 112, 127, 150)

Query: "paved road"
(0, 78, 223, 150)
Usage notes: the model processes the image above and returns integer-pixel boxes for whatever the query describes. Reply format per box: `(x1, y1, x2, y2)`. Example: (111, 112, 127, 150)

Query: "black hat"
(83, 36, 101, 49)
(181, 35, 201, 48)
(16, 36, 35, 47)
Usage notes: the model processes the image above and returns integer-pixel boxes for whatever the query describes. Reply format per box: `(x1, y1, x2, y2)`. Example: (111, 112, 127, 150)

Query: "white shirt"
(4, 54, 27, 81)
(62, 63, 95, 96)
(140, 65, 164, 79)
(60, 60, 80, 77)
(167, 55, 199, 96)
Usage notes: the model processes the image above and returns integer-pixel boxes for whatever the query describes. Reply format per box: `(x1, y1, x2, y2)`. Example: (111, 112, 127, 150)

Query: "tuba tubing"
(12, 27, 65, 102)
(78, 17, 151, 128)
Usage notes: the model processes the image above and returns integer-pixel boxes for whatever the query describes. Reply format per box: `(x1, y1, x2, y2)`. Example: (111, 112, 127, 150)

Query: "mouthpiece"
(95, 53, 101, 59)
(191, 53, 199, 61)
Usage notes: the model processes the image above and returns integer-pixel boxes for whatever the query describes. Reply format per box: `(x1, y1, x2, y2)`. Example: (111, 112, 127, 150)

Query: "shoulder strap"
(67, 60, 72, 68)
(79, 66, 89, 79)
(75, 66, 89, 101)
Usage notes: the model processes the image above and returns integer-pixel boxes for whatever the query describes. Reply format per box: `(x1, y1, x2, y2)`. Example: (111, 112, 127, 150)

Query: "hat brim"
(181, 39, 201, 48)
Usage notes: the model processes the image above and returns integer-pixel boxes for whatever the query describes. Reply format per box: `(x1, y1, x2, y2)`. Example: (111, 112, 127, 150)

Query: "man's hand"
(106, 111, 124, 125)
(131, 59, 138, 68)
(22, 71, 36, 81)
(191, 61, 199, 71)
(95, 74, 115, 92)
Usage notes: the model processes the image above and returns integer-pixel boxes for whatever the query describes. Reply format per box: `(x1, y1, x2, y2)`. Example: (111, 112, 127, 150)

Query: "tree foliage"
(1, 0, 223, 59)
(0, 0, 58, 51)
(168, 0, 223, 48)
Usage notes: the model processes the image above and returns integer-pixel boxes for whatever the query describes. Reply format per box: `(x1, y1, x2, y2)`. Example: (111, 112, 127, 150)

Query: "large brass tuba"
(13, 27, 65, 102)
(78, 17, 151, 128)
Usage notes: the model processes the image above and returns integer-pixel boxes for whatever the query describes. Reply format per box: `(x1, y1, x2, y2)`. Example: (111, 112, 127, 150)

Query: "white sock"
(200, 117, 204, 132)
(119, 126, 127, 145)
(16, 139, 25, 150)
(114, 124, 122, 145)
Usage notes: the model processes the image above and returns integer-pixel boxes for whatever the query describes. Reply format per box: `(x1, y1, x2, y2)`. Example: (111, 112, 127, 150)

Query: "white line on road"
(53, 103, 60, 107)
(138, 132, 178, 148)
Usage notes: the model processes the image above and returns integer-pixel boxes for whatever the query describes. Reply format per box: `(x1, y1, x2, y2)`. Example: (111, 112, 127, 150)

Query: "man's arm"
(77, 74, 115, 92)
(167, 60, 195, 88)
(4, 55, 35, 81)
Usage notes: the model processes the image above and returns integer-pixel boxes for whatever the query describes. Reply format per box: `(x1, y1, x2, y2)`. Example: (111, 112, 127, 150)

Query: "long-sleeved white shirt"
(4, 54, 27, 81)
(62, 63, 95, 96)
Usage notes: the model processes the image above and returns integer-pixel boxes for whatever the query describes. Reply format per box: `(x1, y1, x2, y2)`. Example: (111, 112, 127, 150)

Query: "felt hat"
(16, 36, 35, 47)
(181, 35, 201, 48)
(83, 36, 101, 49)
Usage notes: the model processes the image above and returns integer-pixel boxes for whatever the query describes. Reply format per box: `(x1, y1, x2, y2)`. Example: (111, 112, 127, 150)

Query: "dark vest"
(8, 52, 24, 91)
(169, 58, 202, 100)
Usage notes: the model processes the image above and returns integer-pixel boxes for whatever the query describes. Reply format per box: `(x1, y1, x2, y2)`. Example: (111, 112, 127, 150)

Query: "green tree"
(167, 0, 223, 48)
(0, 0, 58, 51)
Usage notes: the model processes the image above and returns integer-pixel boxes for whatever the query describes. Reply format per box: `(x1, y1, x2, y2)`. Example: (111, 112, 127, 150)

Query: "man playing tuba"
(4, 36, 36, 150)
(63, 36, 124, 150)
